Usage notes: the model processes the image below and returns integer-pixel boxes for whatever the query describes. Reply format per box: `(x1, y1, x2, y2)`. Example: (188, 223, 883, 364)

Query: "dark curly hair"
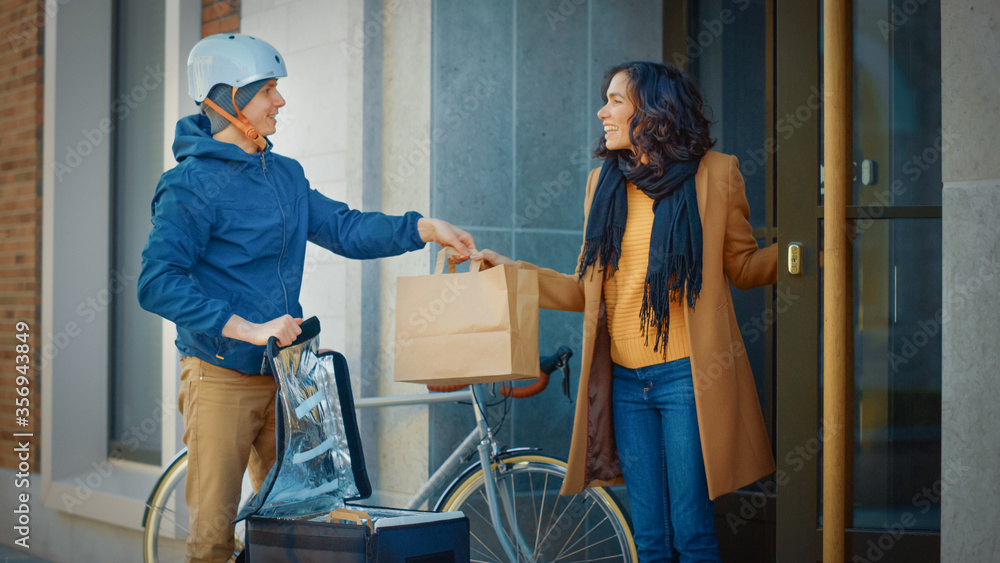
(594, 61, 715, 170)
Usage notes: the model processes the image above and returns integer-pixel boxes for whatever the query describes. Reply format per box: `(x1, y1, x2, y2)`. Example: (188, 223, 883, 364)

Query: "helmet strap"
(202, 86, 268, 152)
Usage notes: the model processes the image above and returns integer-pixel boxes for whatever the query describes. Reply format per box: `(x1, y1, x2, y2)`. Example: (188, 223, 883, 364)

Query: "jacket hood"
(172, 113, 271, 163)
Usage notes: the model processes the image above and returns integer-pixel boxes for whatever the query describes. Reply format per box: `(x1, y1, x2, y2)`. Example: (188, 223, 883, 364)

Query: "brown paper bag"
(393, 248, 539, 385)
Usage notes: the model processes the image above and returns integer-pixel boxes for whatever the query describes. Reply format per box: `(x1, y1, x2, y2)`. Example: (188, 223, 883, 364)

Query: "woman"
(471, 62, 776, 562)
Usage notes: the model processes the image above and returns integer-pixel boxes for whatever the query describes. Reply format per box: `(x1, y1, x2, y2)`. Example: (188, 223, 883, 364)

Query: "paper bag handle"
(434, 247, 483, 274)
(326, 506, 374, 533)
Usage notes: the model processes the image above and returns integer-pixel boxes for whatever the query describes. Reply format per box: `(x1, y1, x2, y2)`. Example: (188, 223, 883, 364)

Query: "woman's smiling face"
(597, 71, 636, 153)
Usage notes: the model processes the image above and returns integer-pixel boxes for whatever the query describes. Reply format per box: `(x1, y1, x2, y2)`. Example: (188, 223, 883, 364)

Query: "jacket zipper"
(261, 152, 290, 314)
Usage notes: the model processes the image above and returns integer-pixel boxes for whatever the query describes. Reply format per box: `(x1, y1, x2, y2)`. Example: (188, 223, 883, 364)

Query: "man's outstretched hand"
(417, 217, 475, 257)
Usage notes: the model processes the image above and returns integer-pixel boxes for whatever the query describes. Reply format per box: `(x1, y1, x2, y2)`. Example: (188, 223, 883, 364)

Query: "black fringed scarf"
(579, 154, 703, 353)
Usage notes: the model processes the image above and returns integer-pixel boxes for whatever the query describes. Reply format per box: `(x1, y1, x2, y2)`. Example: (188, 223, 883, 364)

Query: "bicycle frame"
(354, 385, 535, 563)
(354, 389, 474, 510)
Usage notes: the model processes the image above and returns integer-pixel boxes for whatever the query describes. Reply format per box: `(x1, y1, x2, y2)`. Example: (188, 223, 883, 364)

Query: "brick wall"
(0, 1, 44, 472)
(203, 0, 240, 37)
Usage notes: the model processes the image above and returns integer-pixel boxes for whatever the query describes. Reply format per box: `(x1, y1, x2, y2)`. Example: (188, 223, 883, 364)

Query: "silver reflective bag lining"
(236, 317, 372, 522)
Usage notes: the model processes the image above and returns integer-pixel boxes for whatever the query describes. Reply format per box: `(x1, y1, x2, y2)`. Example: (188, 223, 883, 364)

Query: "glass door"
(675, 1, 944, 560)
(776, 1, 943, 561)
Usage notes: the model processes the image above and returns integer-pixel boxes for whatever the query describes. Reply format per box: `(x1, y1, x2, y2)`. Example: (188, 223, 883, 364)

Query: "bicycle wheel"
(142, 450, 247, 563)
(437, 454, 637, 563)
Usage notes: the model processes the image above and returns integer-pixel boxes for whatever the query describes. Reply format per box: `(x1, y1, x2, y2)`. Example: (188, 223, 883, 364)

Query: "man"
(138, 33, 473, 562)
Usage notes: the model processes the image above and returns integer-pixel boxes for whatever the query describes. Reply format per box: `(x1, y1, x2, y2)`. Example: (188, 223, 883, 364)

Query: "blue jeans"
(613, 358, 721, 563)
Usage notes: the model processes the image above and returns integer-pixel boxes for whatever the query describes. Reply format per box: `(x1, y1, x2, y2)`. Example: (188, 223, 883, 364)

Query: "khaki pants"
(178, 356, 277, 563)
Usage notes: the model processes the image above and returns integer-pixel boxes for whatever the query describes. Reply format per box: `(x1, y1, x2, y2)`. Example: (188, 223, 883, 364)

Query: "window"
(110, 0, 167, 465)
(42, 0, 199, 529)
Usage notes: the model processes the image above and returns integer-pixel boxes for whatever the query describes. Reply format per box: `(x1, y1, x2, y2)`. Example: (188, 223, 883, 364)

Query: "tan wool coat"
(518, 151, 777, 500)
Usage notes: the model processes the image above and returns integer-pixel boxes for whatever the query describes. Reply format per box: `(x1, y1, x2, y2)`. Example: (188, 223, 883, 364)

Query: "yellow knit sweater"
(602, 185, 691, 368)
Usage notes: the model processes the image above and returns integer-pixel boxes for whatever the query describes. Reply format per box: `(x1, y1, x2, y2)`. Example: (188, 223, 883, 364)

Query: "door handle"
(788, 243, 803, 275)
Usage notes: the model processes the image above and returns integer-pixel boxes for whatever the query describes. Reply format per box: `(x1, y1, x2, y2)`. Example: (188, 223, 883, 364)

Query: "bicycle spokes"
(447, 457, 633, 563)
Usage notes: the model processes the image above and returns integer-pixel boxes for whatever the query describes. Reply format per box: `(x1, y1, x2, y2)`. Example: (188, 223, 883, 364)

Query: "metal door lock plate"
(788, 242, 803, 275)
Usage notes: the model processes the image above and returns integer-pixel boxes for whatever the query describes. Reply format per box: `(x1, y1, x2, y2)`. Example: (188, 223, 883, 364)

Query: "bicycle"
(142, 347, 637, 562)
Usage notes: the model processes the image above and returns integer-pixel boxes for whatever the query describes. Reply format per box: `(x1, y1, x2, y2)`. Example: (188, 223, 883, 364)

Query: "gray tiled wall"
(941, 0, 1000, 558)
(428, 0, 663, 483)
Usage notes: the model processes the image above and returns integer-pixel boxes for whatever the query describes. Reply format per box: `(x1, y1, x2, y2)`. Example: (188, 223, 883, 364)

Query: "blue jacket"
(139, 114, 425, 374)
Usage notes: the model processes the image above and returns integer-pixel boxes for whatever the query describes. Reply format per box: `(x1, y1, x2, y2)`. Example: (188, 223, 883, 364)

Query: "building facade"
(0, 0, 996, 561)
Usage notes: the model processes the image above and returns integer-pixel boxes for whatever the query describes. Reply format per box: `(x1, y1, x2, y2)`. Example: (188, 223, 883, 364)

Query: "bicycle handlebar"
(426, 346, 574, 399)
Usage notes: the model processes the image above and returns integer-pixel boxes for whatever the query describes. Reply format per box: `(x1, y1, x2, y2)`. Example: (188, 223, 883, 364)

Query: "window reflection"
(851, 0, 942, 208)
(852, 218, 942, 531)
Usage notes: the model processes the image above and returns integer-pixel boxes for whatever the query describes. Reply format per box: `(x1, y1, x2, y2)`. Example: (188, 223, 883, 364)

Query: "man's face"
(242, 79, 285, 137)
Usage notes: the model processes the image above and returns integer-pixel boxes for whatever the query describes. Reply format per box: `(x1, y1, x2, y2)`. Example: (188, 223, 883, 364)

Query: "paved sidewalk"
(0, 545, 56, 563)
